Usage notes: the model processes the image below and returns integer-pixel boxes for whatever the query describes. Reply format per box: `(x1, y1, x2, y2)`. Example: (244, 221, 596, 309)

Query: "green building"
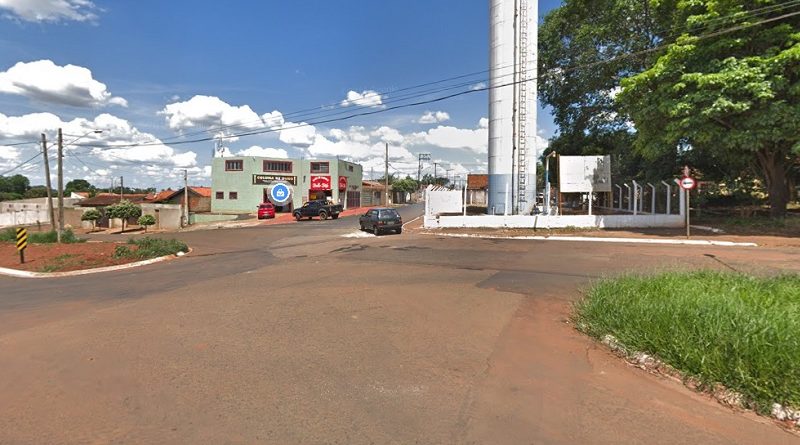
(211, 156, 363, 213)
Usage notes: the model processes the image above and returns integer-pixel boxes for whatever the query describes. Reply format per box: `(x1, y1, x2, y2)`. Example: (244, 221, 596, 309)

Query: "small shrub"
(81, 209, 102, 231)
(0, 227, 15, 242)
(113, 237, 188, 260)
(0, 228, 82, 243)
(138, 214, 156, 232)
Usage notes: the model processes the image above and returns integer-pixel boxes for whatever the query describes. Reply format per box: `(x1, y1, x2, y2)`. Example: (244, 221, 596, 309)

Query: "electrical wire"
(0, 152, 42, 176)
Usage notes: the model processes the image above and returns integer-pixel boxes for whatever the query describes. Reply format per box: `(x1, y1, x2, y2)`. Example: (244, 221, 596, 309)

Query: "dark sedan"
(358, 208, 403, 235)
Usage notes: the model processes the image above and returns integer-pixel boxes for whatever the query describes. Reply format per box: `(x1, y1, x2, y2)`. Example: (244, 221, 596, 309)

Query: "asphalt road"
(1, 204, 799, 444)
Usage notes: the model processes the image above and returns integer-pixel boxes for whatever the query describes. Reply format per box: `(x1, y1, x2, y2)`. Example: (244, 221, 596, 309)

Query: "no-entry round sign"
(679, 176, 697, 190)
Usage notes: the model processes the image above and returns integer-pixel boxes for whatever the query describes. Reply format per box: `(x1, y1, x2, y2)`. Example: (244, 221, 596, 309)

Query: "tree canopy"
(540, 0, 800, 216)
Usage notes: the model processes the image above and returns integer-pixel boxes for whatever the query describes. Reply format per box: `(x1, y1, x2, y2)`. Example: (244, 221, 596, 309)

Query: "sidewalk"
(184, 206, 368, 231)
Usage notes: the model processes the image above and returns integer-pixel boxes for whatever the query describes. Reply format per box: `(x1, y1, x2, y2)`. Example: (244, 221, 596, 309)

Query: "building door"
(346, 191, 360, 208)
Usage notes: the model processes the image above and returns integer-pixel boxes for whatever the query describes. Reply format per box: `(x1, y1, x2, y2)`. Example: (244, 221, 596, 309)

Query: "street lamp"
(57, 128, 103, 242)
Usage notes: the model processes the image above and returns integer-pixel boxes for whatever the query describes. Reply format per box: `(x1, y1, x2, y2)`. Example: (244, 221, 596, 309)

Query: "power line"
(0, 152, 42, 176)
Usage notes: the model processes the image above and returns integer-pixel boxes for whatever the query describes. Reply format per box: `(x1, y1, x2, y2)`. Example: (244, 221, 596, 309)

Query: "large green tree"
(618, 1, 800, 217)
(539, 0, 679, 180)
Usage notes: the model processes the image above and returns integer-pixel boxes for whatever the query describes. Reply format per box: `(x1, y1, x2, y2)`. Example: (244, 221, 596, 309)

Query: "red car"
(257, 202, 276, 219)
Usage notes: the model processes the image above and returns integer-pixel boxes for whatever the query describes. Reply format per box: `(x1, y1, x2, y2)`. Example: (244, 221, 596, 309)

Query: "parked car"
(293, 200, 342, 221)
(257, 202, 276, 219)
(359, 208, 403, 235)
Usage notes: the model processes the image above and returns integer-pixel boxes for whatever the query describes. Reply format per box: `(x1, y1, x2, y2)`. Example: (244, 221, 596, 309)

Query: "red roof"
(467, 174, 488, 190)
(190, 186, 212, 198)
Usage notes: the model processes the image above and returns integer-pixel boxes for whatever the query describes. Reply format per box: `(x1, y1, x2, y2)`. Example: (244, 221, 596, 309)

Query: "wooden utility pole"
(183, 169, 190, 227)
(57, 128, 64, 243)
(41, 133, 55, 230)
(384, 143, 389, 206)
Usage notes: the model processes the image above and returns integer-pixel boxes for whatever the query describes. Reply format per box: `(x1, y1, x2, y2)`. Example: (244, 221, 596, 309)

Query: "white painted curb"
(426, 233, 758, 247)
(0, 248, 191, 279)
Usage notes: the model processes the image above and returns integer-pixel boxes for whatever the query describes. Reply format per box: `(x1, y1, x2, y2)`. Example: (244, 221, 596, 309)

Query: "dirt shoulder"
(0, 242, 134, 272)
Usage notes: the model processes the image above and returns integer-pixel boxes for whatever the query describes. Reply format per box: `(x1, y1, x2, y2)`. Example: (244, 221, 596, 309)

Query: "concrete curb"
(424, 232, 758, 247)
(0, 249, 191, 279)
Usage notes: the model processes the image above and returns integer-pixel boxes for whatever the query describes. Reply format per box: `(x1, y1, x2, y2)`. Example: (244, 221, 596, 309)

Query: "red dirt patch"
(0, 242, 138, 272)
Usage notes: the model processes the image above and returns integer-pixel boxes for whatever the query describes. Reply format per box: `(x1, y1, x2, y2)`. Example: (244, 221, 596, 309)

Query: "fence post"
(615, 184, 622, 210)
(649, 183, 656, 214)
(632, 181, 639, 215)
(661, 180, 671, 215)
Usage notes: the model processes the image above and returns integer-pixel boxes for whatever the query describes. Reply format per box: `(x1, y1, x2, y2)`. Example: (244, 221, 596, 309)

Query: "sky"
(0, 0, 562, 189)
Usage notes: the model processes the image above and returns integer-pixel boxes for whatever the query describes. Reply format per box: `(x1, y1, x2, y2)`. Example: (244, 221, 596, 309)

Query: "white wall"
(425, 186, 463, 215)
(425, 213, 684, 229)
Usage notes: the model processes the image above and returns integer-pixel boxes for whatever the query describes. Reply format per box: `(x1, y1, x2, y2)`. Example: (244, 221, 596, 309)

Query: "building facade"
(211, 157, 363, 213)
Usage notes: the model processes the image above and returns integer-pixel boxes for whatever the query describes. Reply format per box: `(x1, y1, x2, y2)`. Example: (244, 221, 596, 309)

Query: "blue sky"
(0, 0, 562, 188)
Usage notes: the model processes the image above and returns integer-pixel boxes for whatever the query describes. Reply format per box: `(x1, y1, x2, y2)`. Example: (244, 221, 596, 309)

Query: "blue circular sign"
(270, 183, 292, 204)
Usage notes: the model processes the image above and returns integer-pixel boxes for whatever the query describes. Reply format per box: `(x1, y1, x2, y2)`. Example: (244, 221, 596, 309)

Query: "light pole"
(57, 129, 103, 242)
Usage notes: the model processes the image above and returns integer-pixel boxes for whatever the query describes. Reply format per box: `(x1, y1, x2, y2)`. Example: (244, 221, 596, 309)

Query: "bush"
(138, 214, 156, 232)
(81, 209, 102, 230)
(0, 228, 82, 243)
(575, 271, 800, 413)
(112, 237, 188, 260)
(106, 200, 142, 232)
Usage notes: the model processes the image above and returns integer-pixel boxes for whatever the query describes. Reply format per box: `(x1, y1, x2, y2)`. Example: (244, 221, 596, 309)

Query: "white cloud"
(0, 145, 19, 160)
(236, 145, 289, 158)
(418, 111, 450, 124)
(161, 95, 263, 131)
(371, 126, 404, 145)
(340, 90, 384, 108)
(0, 0, 99, 23)
(0, 60, 126, 107)
(279, 122, 316, 147)
(479, 117, 488, 129)
(420, 125, 488, 154)
(470, 82, 487, 91)
(0, 112, 198, 170)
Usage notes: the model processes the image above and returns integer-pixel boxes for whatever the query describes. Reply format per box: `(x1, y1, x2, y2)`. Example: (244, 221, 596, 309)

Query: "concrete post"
(661, 180, 671, 215)
(632, 181, 639, 215)
(624, 184, 632, 212)
(615, 184, 622, 210)
(676, 178, 685, 217)
(649, 183, 656, 214)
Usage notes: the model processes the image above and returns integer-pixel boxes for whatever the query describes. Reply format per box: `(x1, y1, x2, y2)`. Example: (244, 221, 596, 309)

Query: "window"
(225, 160, 243, 171)
(229, 192, 238, 200)
(347, 165, 354, 172)
(215, 191, 224, 199)
(263, 160, 292, 173)
(310, 162, 329, 173)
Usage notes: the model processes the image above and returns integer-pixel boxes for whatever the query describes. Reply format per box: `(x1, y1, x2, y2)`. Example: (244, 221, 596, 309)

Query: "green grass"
(0, 228, 83, 243)
(112, 237, 188, 260)
(39, 254, 80, 273)
(575, 271, 800, 413)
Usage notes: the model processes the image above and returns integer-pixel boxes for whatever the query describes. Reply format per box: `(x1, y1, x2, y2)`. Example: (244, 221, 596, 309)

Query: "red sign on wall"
(310, 175, 331, 191)
(338, 176, 348, 191)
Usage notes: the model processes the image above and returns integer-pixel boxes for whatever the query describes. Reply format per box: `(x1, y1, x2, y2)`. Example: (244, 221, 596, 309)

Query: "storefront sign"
(310, 175, 331, 191)
(253, 174, 296, 185)
(338, 176, 348, 191)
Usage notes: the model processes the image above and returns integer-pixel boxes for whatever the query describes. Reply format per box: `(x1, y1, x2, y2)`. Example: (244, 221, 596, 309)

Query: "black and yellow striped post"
(15, 227, 28, 264)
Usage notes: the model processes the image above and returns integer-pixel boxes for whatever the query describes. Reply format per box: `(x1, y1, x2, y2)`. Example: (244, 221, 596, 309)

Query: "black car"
(359, 208, 403, 235)
(293, 200, 343, 221)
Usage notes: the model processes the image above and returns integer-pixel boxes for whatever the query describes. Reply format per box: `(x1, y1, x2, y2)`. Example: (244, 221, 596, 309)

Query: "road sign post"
(679, 176, 697, 238)
(15, 227, 28, 264)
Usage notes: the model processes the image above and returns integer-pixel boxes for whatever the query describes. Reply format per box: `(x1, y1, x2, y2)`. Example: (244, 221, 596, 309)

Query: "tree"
(0, 174, 30, 195)
(81, 209, 102, 231)
(618, 1, 800, 217)
(539, 0, 679, 180)
(106, 200, 142, 232)
(391, 176, 419, 194)
(137, 214, 156, 233)
(65, 179, 94, 196)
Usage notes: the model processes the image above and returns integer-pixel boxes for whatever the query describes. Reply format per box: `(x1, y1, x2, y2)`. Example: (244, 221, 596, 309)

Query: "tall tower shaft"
(488, 0, 538, 215)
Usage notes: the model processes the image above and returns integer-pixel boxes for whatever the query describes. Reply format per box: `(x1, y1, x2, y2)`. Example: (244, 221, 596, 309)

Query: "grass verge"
(113, 237, 188, 260)
(0, 228, 83, 243)
(574, 271, 800, 414)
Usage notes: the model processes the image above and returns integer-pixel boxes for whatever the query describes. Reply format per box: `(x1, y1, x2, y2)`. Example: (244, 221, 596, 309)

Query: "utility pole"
(120, 176, 124, 200)
(41, 133, 55, 231)
(57, 128, 64, 243)
(183, 169, 190, 227)
(417, 153, 430, 186)
(384, 142, 389, 206)
(434, 162, 439, 184)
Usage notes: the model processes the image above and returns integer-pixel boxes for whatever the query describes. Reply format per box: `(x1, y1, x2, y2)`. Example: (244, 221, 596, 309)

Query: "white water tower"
(488, 0, 538, 215)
